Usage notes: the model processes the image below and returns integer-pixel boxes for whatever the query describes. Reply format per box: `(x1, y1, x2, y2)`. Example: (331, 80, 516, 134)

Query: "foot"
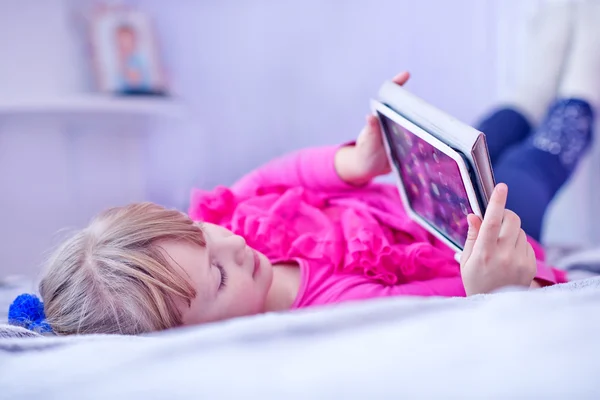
(506, 2, 574, 124)
(559, 0, 600, 109)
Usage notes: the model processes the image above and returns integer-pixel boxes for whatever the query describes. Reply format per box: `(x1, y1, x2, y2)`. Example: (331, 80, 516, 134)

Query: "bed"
(1, 275, 599, 399)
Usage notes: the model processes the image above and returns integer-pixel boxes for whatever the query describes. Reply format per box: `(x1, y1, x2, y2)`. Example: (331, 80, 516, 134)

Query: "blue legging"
(476, 99, 594, 241)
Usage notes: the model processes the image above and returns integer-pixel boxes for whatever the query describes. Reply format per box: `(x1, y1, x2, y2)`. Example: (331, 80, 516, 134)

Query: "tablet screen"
(379, 113, 472, 247)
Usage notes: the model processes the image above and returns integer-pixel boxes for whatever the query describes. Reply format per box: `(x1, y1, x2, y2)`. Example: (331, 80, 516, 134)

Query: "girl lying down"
(9, 2, 600, 335)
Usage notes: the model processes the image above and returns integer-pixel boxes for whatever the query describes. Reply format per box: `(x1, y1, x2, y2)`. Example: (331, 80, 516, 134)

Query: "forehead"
(159, 240, 218, 324)
(198, 222, 233, 240)
(161, 240, 205, 262)
(159, 240, 211, 294)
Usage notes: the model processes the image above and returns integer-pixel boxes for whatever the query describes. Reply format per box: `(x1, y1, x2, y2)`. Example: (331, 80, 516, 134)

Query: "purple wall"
(140, 0, 499, 208)
(0, 0, 505, 278)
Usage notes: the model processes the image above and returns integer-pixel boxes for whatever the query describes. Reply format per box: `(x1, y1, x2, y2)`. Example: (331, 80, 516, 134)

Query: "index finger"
(476, 183, 508, 247)
(392, 71, 410, 86)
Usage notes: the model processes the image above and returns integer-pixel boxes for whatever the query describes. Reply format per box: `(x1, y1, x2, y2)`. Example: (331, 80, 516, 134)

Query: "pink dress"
(188, 146, 567, 308)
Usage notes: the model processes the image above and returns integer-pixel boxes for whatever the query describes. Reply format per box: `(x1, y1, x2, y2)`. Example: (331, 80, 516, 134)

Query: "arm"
(231, 145, 366, 196)
(231, 72, 411, 196)
(351, 264, 559, 300)
(375, 277, 466, 297)
(327, 277, 467, 305)
(377, 272, 556, 296)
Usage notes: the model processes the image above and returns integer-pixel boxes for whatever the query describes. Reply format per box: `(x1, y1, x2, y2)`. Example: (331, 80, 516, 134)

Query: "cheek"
(232, 277, 267, 311)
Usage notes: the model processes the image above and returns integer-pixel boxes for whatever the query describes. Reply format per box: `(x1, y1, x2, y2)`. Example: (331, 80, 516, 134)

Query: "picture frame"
(88, 6, 168, 96)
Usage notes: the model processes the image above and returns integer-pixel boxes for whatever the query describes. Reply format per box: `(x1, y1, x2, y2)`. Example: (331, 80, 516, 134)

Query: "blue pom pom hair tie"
(8, 293, 54, 334)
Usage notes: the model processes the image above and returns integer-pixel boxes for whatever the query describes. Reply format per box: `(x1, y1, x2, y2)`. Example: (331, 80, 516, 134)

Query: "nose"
(231, 234, 247, 266)
(230, 234, 246, 250)
(218, 234, 247, 266)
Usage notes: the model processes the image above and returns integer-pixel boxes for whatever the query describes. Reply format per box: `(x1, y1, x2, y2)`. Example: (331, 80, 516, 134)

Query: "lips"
(252, 250, 260, 277)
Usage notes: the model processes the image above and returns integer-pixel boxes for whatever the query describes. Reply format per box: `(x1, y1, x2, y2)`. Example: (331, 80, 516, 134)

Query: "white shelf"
(0, 95, 185, 119)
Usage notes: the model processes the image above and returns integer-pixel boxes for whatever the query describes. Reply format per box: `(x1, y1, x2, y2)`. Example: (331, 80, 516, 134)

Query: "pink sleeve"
(529, 238, 568, 285)
(375, 266, 565, 296)
(326, 277, 467, 304)
(375, 268, 564, 296)
(535, 262, 568, 285)
(231, 146, 356, 196)
(375, 277, 467, 297)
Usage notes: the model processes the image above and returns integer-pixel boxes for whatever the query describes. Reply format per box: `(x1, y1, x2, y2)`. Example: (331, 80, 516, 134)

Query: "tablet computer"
(372, 100, 485, 253)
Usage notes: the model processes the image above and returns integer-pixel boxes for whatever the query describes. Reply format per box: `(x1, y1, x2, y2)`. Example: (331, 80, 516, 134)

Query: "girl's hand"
(335, 71, 410, 186)
(460, 183, 537, 296)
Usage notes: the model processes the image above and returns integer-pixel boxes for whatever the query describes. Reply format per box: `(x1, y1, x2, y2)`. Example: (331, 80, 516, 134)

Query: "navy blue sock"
(476, 108, 533, 165)
(493, 99, 594, 241)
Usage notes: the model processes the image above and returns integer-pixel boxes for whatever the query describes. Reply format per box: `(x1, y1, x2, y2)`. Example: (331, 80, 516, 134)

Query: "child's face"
(161, 223, 273, 325)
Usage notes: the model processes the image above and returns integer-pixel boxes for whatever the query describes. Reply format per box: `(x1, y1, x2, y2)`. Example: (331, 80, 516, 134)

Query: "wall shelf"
(0, 95, 185, 119)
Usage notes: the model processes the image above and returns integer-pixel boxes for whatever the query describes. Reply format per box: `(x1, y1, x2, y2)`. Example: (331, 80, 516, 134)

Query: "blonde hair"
(39, 203, 204, 335)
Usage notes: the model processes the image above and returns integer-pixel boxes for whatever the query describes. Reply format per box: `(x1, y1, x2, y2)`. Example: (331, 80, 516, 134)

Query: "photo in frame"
(89, 6, 168, 96)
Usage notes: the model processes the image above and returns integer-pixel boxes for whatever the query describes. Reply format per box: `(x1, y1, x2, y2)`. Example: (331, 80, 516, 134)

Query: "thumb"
(357, 115, 379, 144)
(366, 114, 383, 141)
(460, 214, 482, 264)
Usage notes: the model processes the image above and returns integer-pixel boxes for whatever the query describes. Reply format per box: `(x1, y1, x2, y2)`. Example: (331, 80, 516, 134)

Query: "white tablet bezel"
(371, 100, 483, 254)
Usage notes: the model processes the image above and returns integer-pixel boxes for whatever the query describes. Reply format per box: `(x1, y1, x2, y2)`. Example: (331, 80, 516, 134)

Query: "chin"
(261, 267, 274, 293)
(242, 297, 267, 317)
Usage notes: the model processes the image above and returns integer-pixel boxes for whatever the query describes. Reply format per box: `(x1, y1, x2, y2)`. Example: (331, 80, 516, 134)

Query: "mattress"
(1, 277, 599, 399)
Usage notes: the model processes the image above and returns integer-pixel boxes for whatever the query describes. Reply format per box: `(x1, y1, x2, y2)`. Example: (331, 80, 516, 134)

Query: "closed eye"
(215, 263, 227, 290)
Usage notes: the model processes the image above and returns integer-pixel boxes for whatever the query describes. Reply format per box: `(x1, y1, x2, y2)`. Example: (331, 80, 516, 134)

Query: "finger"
(360, 114, 382, 140)
(366, 114, 379, 129)
(526, 243, 538, 279)
(515, 228, 528, 252)
(476, 183, 508, 248)
(460, 214, 482, 264)
(357, 116, 372, 141)
(357, 114, 379, 142)
(392, 71, 411, 86)
(526, 242, 537, 265)
(367, 114, 383, 137)
(518, 236, 537, 282)
(520, 234, 537, 272)
(498, 210, 521, 246)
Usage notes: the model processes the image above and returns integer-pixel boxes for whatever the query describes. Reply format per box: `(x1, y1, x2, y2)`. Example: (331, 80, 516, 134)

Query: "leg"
(494, 99, 594, 241)
(490, 0, 600, 241)
(478, 2, 573, 164)
(477, 107, 532, 165)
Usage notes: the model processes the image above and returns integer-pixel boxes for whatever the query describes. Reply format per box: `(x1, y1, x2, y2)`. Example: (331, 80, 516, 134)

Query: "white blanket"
(1, 278, 599, 399)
